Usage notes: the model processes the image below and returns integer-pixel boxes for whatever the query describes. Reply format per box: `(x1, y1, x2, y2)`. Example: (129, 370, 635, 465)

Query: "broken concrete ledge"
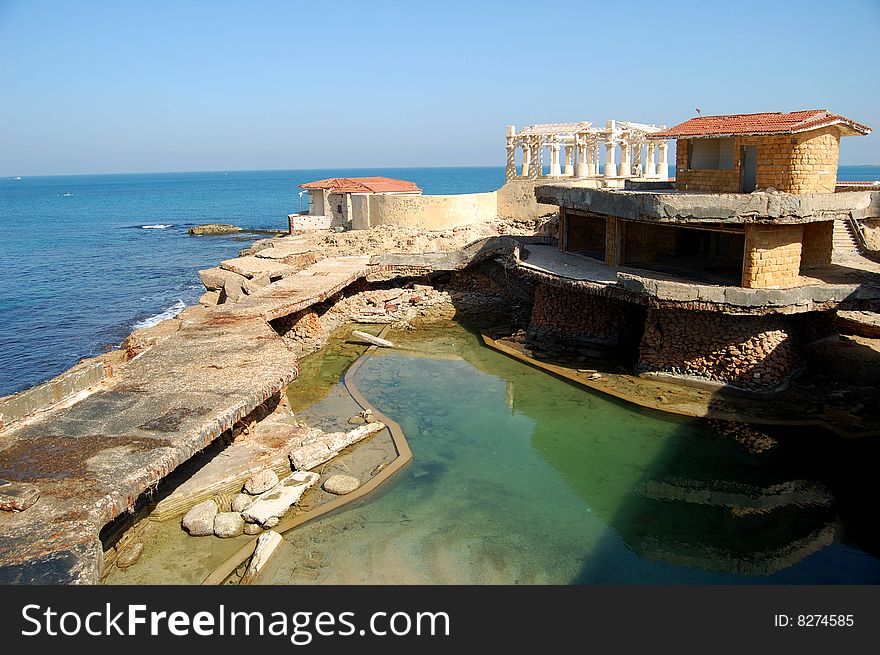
(202, 325, 413, 585)
(0, 359, 105, 428)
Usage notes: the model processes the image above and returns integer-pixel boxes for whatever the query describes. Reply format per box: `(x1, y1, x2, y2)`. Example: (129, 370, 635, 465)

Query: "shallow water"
(258, 323, 880, 584)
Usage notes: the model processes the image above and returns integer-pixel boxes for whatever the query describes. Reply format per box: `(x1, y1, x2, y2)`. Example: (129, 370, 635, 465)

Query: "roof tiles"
(299, 177, 422, 194)
(649, 110, 871, 139)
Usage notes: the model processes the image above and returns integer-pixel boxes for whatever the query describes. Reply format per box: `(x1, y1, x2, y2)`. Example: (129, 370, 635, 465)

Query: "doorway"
(740, 146, 757, 192)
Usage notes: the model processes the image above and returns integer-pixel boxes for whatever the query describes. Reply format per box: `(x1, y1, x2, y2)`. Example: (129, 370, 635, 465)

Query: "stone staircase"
(832, 219, 861, 257)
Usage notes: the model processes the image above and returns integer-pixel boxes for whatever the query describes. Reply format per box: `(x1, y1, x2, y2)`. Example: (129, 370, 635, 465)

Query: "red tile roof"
(299, 176, 422, 194)
(648, 110, 871, 139)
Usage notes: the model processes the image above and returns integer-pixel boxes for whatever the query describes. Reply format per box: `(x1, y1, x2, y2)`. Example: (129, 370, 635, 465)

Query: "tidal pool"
(257, 323, 880, 584)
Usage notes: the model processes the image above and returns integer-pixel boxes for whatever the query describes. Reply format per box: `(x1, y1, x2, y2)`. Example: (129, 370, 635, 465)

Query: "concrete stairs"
(832, 219, 861, 257)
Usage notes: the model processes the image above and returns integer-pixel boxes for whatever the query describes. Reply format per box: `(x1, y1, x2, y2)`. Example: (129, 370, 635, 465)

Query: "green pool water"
(260, 323, 880, 584)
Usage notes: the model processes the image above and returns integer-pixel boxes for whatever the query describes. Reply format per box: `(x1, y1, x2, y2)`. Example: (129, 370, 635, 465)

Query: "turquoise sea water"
(259, 325, 880, 584)
(0, 167, 505, 395)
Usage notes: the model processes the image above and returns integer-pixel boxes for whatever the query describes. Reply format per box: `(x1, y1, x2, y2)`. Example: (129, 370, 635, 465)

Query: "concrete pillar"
(563, 145, 574, 176)
(645, 142, 657, 177)
(550, 144, 562, 176)
(657, 139, 669, 180)
(505, 125, 517, 182)
(520, 144, 531, 178)
(592, 144, 600, 177)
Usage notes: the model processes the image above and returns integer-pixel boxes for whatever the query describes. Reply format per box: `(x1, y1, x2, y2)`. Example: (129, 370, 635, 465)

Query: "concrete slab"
(0, 256, 380, 584)
(220, 255, 296, 280)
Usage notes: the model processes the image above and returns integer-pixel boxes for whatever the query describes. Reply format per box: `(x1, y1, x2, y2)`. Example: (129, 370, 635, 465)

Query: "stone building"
(653, 109, 870, 194)
(290, 176, 422, 231)
(528, 109, 880, 392)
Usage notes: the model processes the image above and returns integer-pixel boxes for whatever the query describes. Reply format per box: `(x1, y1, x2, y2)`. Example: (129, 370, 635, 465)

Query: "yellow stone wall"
(742, 224, 804, 288)
(675, 126, 842, 194)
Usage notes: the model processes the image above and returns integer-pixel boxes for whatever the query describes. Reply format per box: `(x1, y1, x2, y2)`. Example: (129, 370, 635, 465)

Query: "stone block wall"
(621, 221, 678, 265)
(528, 283, 644, 344)
(637, 307, 801, 391)
(800, 221, 834, 270)
(742, 225, 803, 288)
(674, 127, 842, 194)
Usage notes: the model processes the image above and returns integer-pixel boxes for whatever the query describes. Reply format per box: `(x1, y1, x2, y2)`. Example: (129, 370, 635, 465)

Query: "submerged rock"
(244, 469, 279, 495)
(323, 474, 361, 496)
(116, 542, 144, 569)
(181, 499, 218, 536)
(214, 512, 245, 538)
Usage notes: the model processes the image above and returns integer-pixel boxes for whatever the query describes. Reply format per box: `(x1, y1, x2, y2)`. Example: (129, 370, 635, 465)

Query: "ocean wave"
(132, 300, 186, 331)
(142, 224, 172, 229)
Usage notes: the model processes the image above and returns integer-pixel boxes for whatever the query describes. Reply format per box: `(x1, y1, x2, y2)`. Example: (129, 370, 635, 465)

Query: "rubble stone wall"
(528, 283, 644, 344)
(637, 306, 803, 390)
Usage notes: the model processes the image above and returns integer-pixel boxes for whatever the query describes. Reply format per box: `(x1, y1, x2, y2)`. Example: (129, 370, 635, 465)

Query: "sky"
(1, 0, 878, 176)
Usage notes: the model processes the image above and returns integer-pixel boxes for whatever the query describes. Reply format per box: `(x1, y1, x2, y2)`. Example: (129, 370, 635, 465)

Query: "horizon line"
(3, 161, 880, 180)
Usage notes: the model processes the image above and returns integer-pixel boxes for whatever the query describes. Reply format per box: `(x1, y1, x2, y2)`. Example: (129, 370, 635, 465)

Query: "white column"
(575, 140, 589, 177)
(520, 144, 531, 178)
(618, 139, 631, 178)
(549, 144, 561, 176)
(645, 142, 657, 177)
(528, 138, 542, 179)
(604, 138, 617, 177)
(505, 126, 517, 182)
(657, 140, 669, 180)
(563, 145, 574, 176)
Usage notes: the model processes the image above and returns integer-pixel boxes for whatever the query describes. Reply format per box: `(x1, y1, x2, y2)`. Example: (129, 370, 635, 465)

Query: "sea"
(1, 164, 878, 397)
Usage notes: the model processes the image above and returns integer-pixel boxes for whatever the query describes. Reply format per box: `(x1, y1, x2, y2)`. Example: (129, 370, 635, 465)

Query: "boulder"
(323, 474, 361, 496)
(231, 493, 254, 513)
(243, 523, 263, 535)
(244, 469, 279, 495)
(213, 512, 245, 538)
(241, 471, 319, 526)
(181, 499, 218, 536)
(0, 480, 40, 512)
(115, 542, 144, 569)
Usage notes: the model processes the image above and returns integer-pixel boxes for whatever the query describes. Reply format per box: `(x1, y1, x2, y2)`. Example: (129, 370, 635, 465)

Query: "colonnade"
(505, 120, 670, 182)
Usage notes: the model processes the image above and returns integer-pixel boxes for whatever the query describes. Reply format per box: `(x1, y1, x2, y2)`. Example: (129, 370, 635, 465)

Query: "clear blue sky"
(1, 0, 878, 176)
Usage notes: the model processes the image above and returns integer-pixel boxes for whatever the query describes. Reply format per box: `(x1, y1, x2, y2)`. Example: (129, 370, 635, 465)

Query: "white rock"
(323, 474, 361, 495)
(231, 493, 254, 513)
(289, 422, 385, 471)
(241, 471, 319, 526)
(213, 512, 245, 538)
(181, 500, 218, 536)
(241, 531, 283, 585)
(244, 469, 279, 495)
